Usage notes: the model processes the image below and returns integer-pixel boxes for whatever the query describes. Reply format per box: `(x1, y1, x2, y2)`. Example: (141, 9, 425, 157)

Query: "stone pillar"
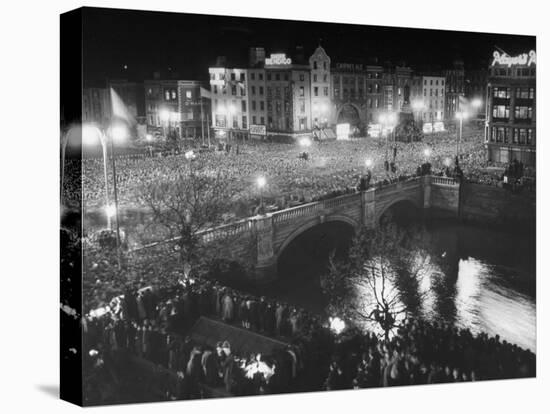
(254, 214, 277, 284)
(362, 188, 376, 229)
(422, 175, 432, 209)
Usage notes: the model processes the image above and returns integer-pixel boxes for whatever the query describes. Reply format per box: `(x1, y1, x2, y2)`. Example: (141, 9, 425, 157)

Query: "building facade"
(145, 79, 210, 139)
(444, 59, 465, 121)
(309, 46, 331, 128)
(420, 76, 446, 124)
(82, 80, 139, 126)
(485, 50, 536, 166)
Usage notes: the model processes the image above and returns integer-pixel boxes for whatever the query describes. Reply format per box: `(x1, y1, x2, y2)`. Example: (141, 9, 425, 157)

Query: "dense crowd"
(64, 126, 535, 216)
(83, 275, 535, 403)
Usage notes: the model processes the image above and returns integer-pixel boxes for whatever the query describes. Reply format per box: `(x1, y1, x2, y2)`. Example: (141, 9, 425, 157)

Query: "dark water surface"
(271, 220, 536, 352)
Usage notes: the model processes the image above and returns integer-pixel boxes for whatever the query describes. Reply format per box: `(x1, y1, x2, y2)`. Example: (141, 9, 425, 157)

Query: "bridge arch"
(275, 214, 358, 261)
(376, 197, 421, 225)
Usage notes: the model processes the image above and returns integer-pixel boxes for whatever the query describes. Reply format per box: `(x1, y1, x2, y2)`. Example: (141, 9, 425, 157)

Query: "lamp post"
(257, 176, 266, 213)
(159, 108, 170, 139)
(455, 112, 467, 159)
(146, 133, 153, 157)
(83, 122, 128, 267)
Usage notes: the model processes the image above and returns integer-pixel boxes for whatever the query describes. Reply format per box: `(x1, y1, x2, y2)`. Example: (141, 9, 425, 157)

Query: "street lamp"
(83, 122, 127, 267)
(146, 133, 153, 157)
(257, 176, 266, 213)
(159, 108, 170, 138)
(455, 111, 468, 159)
(365, 158, 373, 168)
(423, 148, 431, 158)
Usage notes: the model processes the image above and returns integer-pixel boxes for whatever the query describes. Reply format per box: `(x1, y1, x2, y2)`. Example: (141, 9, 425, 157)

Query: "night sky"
(81, 7, 535, 86)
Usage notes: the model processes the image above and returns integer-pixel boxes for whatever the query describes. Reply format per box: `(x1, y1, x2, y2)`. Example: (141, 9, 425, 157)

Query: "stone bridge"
(197, 175, 460, 283)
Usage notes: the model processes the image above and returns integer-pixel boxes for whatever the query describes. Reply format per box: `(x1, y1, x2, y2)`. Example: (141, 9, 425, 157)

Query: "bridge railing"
(431, 176, 459, 186)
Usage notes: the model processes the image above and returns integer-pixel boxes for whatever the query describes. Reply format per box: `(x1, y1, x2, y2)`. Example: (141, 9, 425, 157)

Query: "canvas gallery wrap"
(60, 6, 536, 407)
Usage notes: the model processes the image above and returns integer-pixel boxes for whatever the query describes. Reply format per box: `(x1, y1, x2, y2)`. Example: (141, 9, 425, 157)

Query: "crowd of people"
(64, 126, 535, 217)
(82, 274, 536, 404)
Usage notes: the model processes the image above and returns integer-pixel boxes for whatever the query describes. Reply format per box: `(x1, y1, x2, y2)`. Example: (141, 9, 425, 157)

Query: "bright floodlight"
(299, 137, 312, 147)
(423, 148, 431, 157)
(184, 150, 195, 160)
(444, 157, 452, 167)
(471, 98, 483, 108)
(320, 103, 329, 112)
(388, 112, 397, 125)
(329, 316, 345, 335)
(159, 108, 170, 122)
(82, 124, 101, 146)
(378, 114, 387, 124)
(145, 134, 153, 142)
(111, 125, 128, 143)
(104, 204, 116, 218)
(257, 176, 266, 188)
(412, 100, 424, 110)
(365, 159, 373, 168)
(455, 112, 468, 120)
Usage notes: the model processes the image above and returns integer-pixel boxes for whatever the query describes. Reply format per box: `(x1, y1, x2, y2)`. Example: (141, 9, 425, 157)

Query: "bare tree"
(322, 221, 437, 340)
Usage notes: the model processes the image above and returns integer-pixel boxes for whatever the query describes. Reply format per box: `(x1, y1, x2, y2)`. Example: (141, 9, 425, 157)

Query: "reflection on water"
(274, 220, 536, 353)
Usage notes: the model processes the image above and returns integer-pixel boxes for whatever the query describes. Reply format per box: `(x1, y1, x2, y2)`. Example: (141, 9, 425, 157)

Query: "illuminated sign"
(433, 122, 445, 132)
(336, 63, 364, 72)
(491, 50, 536, 67)
(265, 53, 292, 65)
(336, 123, 350, 140)
(422, 123, 433, 134)
(249, 124, 266, 136)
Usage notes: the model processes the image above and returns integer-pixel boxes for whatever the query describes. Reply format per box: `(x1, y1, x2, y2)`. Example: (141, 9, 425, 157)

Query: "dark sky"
(82, 7, 535, 86)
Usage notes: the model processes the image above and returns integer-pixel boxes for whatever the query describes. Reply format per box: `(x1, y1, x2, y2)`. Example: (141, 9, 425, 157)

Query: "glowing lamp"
(104, 204, 116, 218)
(365, 159, 373, 168)
(257, 176, 266, 189)
(423, 148, 431, 157)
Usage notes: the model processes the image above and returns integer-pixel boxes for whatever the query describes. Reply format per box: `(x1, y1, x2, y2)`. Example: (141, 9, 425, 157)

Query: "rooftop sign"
(491, 50, 536, 67)
(265, 53, 292, 65)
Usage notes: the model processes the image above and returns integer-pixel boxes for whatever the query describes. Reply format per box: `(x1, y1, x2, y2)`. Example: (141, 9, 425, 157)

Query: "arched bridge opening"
(275, 220, 355, 308)
(379, 199, 421, 226)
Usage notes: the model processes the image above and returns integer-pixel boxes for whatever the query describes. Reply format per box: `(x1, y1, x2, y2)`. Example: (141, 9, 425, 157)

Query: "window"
(284, 74, 289, 81)
(324, 87, 329, 96)
(252, 100, 256, 111)
(516, 87, 535, 99)
(300, 101, 305, 113)
(323, 74, 328, 82)
(276, 101, 281, 114)
(358, 88, 363, 97)
(424, 79, 427, 85)
(513, 128, 519, 144)
(231, 73, 236, 81)
(430, 80, 433, 85)
(210, 73, 216, 80)
(424, 90, 427, 96)
(233, 117, 238, 128)
(518, 128, 527, 144)
(251, 86, 256, 95)
(259, 73, 264, 81)
(275, 73, 280, 81)
(493, 105, 509, 119)
(527, 129, 534, 145)
(240, 73, 245, 82)
(252, 115, 257, 124)
(242, 100, 246, 112)
(314, 74, 318, 82)
(268, 116, 273, 127)
(186, 91, 192, 99)
(436, 80, 439, 85)
(493, 87, 510, 98)
(313, 61, 318, 69)
(231, 85, 237, 96)
(299, 86, 304, 97)
(375, 84, 379, 93)
(267, 87, 272, 97)
(299, 74, 305, 81)
(375, 98, 379, 108)
(251, 73, 255, 81)
(495, 127, 506, 143)
(164, 90, 170, 100)
(213, 85, 218, 94)
(314, 87, 319, 97)
(368, 98, 372, 108)
(323, 62, 327, 70)
(260, 116, 265, 125)
(267, 102, 272, 111)
(442, 80, 445, 86)
(242, 116, 247, 129)
(334, 87, 340, 96)
(275, 87, 281, 99)
(241, 87, 246, 97)
(514, 106, 532, 119)
(260, 101, 264, 111)
(259, 86, 264, 95)
(267, 73, 272, 81)
(218, 73, 225, 80)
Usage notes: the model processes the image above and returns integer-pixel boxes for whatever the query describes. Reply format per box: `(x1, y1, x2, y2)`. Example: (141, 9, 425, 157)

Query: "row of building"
(82, 46, 536, 166)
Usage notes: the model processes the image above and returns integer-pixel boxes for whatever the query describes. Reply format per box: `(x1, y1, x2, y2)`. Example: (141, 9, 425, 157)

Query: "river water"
(270, 219, 536, 353)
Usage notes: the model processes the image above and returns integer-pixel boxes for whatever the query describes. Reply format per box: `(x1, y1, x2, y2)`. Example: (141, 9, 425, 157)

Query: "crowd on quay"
(67, 127, 534, 216)
(83, 274, 536, 403)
